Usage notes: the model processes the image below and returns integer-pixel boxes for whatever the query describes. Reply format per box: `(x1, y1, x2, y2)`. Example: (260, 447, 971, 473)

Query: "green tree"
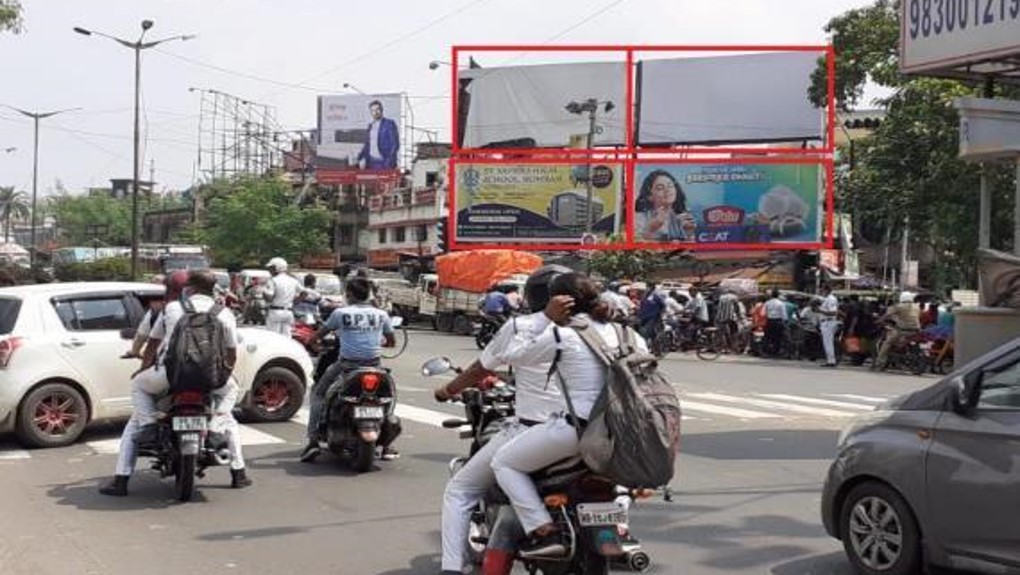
(48, 193, 132, 245)
(0, 0, 22, 34)
(588, 235, 658, 280)
(812, 0, 1017, 291)
(195, 177, 331, 267)
(0, 186, 29, 243)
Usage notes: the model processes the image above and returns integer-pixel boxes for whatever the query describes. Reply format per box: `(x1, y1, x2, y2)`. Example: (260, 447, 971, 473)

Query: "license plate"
(172, 416, 207, 432)
(354, 406, 384, 419)
(577, 502, 628, 527)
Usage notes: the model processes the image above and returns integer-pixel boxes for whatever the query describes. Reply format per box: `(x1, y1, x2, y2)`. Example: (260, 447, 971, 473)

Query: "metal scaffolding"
(191, 87, 286, 181)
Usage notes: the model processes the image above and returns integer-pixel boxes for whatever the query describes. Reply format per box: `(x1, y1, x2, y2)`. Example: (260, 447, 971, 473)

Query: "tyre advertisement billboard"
(633, 162, 823, 246)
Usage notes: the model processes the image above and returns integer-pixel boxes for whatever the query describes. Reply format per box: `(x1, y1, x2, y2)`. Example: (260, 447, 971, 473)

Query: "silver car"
(822, 338, 1020, 575)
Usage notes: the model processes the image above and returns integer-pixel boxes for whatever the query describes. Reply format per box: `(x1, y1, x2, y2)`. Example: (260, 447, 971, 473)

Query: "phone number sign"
(900, 0, 1020, 73)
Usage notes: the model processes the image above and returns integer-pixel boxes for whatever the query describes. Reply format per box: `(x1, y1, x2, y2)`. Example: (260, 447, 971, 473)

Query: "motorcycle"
(874, 326, 931, 375)
(291, 312, 321, 357)
(134, 389, 232, 502)
(315, 317, 404, 473)
(424, 357, 654, 574)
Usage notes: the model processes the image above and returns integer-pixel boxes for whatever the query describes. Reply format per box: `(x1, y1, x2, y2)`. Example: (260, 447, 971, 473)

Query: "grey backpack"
(551, 320, 682, 488)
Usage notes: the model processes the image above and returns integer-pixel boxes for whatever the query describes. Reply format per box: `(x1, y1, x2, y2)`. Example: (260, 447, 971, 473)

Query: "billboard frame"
(448, 44, 836, 253)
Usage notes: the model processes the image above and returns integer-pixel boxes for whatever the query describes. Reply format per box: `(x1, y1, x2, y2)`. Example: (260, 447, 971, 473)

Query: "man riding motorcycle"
(433, 265, 573, 575)
(300, 277, 399, 463)
(874, 292, 922, 371)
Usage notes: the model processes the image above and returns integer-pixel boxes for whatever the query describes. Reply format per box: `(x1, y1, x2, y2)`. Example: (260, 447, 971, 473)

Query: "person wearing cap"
(818, 285, 840, 368)
(99, 270, 251, 496)
(263, 257, 303, 336)
(874, 292, 922, 371)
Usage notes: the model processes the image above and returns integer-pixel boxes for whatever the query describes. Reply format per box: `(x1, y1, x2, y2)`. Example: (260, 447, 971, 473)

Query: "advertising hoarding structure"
(454, 161, 622, 245)
(447, 45, 836, 252)
(316, 93, 403, 185)
(899, 0, 1020, 81)
(631, 160, 827, 250)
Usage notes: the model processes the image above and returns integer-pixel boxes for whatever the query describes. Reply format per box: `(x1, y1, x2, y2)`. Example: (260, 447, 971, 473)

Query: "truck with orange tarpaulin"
(382, 250, 543, 335)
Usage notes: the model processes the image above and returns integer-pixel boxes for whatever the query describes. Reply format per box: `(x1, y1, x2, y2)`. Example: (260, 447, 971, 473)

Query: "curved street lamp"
(74, 20, 195, 279)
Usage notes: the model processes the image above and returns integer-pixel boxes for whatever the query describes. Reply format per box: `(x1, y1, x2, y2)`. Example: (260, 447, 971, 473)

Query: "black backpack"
(164, 297, 232, 392)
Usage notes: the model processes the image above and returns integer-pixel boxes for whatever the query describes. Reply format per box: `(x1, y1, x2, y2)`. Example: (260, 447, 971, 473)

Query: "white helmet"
(899, 291, 916, 304)
(266, 257, 288, 272)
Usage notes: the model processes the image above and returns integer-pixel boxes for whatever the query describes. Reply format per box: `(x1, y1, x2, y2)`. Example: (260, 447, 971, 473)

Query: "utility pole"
(74, 20, 195, 279)
(2, 106, 79, 269)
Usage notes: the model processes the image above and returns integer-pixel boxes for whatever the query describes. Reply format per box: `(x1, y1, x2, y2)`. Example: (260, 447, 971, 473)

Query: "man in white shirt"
(819, 285, 840, 367)
(433, 265, 571, 575)
(263, 257, 303, 335)
(687, 287, 710, 325)
(764, 289, 788, 356)
(100, 270, 250, 496)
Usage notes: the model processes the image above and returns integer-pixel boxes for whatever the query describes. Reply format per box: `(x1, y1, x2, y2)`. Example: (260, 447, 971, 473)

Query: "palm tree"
(0, 187, 30, 244)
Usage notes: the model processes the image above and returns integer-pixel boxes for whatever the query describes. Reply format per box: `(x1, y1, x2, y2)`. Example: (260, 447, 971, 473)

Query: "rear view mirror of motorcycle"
(391, 315, 404, 328)
(422, 357, 453, 377)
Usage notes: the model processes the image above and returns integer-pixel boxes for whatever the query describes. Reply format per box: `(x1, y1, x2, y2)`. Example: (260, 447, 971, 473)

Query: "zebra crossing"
(0, 392, 892, 461)
(680, 392, 889, 422)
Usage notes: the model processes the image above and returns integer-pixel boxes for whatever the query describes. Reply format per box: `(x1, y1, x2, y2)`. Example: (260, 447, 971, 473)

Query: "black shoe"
(518, 531, 567, 559)
(299, 441, 321, 463)
(98, 475, 129, 497)
(380, 446, 400, 461)
(231, 468, 252, 489)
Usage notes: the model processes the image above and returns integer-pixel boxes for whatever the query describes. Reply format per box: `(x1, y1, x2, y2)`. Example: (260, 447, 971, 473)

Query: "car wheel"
(244, 367, 305, 423)
(840, 482, 922, 575)
(453, 314, 473, 336)
(16, 382, 89, 448)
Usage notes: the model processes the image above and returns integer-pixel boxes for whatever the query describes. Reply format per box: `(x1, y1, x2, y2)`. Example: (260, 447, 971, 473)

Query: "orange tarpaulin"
(436, 250, 543, 293)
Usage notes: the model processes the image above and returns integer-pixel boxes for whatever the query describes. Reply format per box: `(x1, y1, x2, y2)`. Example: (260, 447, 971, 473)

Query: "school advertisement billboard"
(455, 163, 622, 243)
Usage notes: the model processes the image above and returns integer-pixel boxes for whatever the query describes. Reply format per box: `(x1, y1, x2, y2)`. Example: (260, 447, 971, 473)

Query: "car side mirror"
(119, 327, 137, 341)
(949, 374, 979, 415)
(422, 356, 453, 377)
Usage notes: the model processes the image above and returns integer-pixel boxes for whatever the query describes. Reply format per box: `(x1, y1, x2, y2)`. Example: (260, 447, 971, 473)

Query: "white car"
(0, 282, 314, 448)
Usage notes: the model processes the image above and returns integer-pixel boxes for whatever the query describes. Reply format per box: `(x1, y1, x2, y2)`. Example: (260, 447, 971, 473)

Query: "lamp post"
(342, 82, 367, 95)
(565, 98, 614, 233)
(74, 20, 195, 279)
(2, 105, 79, 269)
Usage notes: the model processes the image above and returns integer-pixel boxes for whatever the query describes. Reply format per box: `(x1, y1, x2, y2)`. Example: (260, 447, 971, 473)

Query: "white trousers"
(114, 369, 245, 476)
(821, 320, 839, 365)
(441, 423, 524, 572)
(491, 416, 580, 534)
(265, 309, 294, 336)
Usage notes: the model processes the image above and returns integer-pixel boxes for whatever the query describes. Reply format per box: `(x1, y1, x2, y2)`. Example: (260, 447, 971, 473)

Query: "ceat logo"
(703, 206, 745, 226)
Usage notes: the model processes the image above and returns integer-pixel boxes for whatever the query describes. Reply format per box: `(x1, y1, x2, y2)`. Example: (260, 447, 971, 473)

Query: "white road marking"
(86, 422, 286, 455)
(294, 404, 459, 429)
(680, 399, 780, 419)
(828, 394, 888, 404)
(688, 392, 857, 418)
(756, 394, 874, 411)
(0, 448, 31, 460)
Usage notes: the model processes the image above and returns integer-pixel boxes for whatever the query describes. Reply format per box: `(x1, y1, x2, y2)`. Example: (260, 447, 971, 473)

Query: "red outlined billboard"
(448, 45, 836, 253)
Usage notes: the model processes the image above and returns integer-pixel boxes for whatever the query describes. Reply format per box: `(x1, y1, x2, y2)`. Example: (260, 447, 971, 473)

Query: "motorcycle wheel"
(175, 453, 196, 502)
(907, 350, 929, 376)
(351, 439, 376, 473)
(475, 327, 492, 350)
(577, 548, 610, 575)
(695, 336, 720, 361)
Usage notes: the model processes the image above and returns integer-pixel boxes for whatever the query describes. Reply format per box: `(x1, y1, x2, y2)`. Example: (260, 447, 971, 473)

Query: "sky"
(0, 0, 885, 195)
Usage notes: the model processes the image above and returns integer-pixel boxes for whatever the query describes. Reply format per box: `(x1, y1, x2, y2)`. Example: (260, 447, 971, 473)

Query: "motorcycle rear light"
(0, 336, 22, 368)
(173, 391, 205, 404)
(360, 373, 381, 392)
(544, 493, 569, 507)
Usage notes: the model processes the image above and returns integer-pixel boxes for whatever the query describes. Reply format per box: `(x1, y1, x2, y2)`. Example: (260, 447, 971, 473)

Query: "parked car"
(0, 282, 313, 448)
(822, 337, 1020, 575)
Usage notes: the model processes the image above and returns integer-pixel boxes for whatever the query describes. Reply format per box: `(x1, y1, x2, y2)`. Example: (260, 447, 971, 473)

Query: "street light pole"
(2, 105, 79, 269)
(74, 20, 195, 279)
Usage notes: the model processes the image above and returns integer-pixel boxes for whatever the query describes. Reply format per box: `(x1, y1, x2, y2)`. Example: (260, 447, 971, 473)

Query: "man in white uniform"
(819, 285, 840, 367)
(433, 265, 572, 575)
(263, 257, 302, 336)
(99, 270, 250, 496)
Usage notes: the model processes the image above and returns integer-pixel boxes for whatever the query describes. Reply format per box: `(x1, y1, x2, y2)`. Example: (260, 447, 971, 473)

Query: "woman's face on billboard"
(650, 175, 677, 210)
